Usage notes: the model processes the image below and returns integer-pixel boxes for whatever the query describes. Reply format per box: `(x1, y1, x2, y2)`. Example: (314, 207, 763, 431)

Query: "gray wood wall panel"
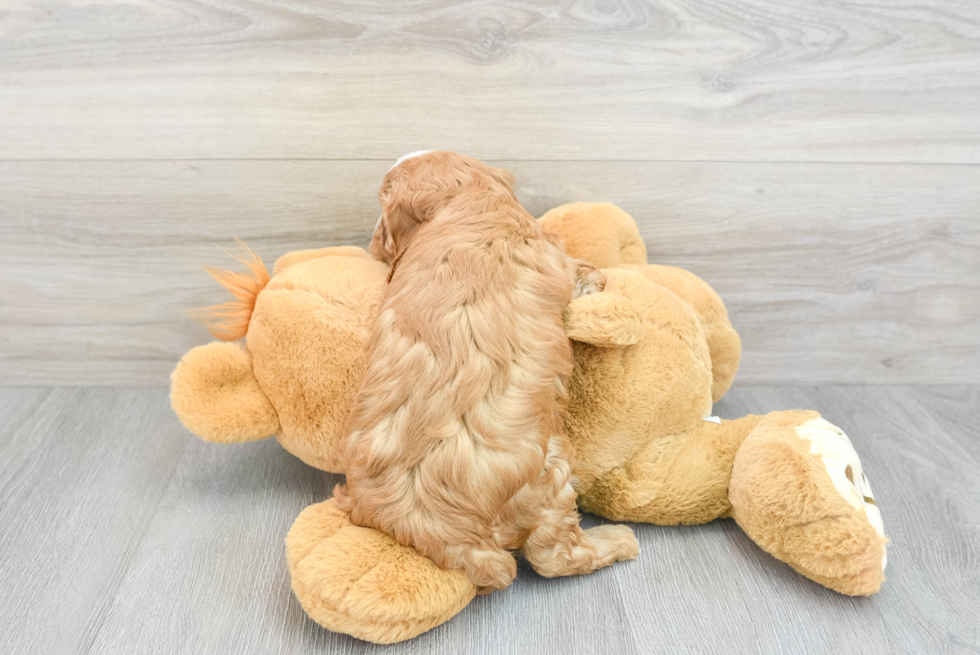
(2, 160, 977, 385)
(1, 1, 979, 162)
(1, 386, 976, 654)
(2, 0, 979, 385)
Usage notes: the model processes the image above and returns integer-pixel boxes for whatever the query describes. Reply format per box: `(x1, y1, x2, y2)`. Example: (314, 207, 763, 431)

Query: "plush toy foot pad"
(286, 498, 477, 644)
(730, 412, 887, 596)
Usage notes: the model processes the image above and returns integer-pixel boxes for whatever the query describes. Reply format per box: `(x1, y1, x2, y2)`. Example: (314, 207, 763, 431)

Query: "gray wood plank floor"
(1, 386, 976, 654)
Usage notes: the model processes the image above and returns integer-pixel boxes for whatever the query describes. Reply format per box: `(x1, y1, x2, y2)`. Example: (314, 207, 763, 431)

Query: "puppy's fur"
(335, 152, 637, 592)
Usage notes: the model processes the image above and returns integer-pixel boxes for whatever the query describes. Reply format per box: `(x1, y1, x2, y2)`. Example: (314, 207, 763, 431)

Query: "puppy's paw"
(573, 267, 607, 299)
(585, 524, 640, 562)
(456, 547, 518, 594)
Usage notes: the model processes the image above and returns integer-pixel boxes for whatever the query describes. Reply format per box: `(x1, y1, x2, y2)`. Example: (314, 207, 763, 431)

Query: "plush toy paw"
(285, 498, 477, 644)
(729, 411, 887, 596)
(170, 341, 279, 443)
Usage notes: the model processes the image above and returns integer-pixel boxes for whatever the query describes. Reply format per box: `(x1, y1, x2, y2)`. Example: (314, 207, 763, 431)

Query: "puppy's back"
(340, 205, 575, 586)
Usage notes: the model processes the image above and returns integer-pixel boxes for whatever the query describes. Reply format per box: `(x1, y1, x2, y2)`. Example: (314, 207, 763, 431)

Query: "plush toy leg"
(729, 411, 887, 596)
(285, 498, 477, 644)
(578, 416, 764, 524)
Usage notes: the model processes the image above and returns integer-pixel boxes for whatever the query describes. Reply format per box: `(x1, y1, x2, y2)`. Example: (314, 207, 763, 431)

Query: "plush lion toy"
(171, 203, 887, 644)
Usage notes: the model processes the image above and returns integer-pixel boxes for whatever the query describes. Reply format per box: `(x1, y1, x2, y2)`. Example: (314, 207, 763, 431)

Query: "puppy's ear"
(375, 174, 421, 264)
(488, 166, 515, 192)
(386, 248, 406, 283)
(386, 202, 422, 256)
(368, 217, 390, 262)
(376, 181, 421, 279)
(564, 292, 644, 347)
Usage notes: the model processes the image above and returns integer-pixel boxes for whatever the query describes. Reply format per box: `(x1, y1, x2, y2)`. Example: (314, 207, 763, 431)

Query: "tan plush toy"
(171, 203, 887, 644)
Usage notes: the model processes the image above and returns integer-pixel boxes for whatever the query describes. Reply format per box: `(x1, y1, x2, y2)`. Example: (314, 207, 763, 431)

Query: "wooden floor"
(1, 385, 977, 654)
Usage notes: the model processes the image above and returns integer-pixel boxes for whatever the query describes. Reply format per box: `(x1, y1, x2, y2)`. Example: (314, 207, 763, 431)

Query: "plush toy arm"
(564, 292, 644, 347)
(621, 264, 741, 402)
(170, 342, 279, 443)
(273, 246, 372, 276)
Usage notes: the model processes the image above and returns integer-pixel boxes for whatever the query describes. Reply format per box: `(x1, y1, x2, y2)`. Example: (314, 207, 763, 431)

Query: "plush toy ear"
(170, 342, 280, 443)
(564, 292, 644, 347)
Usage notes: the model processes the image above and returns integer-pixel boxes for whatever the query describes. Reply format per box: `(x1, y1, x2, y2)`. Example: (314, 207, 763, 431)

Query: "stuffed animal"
(171, 203, 887, 644)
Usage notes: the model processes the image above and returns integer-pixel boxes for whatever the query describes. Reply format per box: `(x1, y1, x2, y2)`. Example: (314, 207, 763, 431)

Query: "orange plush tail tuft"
(194, 240, 270, 341)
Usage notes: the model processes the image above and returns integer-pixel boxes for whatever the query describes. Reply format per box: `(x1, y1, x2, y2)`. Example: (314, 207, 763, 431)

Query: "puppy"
(335, 152, 638, 592)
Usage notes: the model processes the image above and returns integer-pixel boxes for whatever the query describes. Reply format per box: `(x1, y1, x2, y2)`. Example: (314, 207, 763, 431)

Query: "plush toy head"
(171, 247, 387, 471)
(538, 202, 648, 268)
(539, 202, 741, 403)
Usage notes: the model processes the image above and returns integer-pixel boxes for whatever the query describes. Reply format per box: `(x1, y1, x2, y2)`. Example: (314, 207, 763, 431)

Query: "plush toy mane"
(195, 240, 269, 341)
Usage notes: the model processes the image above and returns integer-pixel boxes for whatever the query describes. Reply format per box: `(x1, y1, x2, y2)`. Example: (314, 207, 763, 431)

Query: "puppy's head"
(370, 151, 515, 266)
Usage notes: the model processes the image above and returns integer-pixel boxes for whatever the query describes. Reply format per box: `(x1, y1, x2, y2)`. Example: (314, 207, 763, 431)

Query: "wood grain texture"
(1, 0, 979, 161)
(2, 160, 977, 385)
(0, 386, 977, 654)
(0, 388, 190, 655)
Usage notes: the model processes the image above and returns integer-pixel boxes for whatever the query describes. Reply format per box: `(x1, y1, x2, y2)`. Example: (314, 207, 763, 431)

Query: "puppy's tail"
(194, 240, 270, 341)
